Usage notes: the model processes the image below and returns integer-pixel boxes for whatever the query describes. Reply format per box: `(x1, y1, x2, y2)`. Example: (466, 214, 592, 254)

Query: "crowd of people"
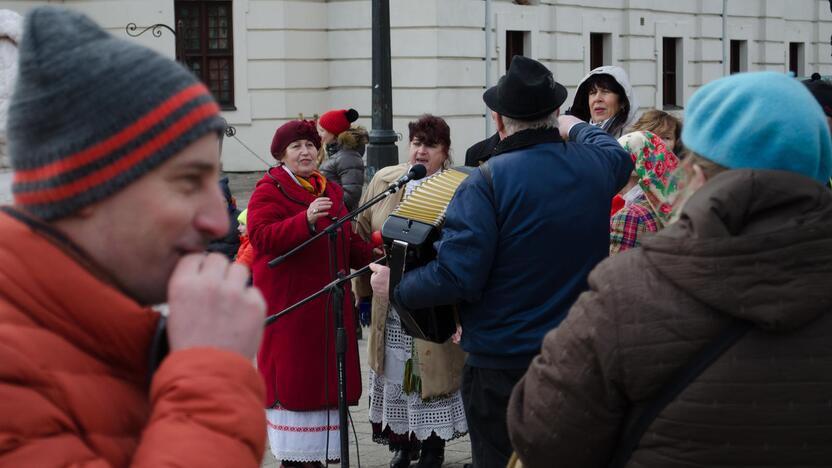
(2, 6, 832, 468)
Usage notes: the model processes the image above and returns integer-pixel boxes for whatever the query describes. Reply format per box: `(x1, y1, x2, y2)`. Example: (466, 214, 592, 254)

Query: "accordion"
(381, 167, 474, 343)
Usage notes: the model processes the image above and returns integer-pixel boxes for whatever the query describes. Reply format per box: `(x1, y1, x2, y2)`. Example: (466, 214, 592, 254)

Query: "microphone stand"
(268, 177, 410, 269)
(265, 258, 385, 326)
(266, 174, 413, 468)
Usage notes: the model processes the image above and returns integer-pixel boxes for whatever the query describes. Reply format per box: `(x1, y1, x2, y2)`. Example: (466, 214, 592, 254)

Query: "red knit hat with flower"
(270, 120, 321, 160)
(318, 108, 359, 135)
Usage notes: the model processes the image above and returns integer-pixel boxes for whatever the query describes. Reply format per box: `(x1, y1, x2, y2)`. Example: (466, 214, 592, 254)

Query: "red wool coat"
(248, 166, 373, 411)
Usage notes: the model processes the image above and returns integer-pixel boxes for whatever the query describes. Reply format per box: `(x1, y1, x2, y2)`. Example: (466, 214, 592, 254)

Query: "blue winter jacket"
(395, 123, 632, 369)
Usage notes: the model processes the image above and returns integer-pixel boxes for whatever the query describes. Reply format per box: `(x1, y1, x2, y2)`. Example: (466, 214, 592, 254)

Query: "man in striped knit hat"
(0, 6, 267, 466)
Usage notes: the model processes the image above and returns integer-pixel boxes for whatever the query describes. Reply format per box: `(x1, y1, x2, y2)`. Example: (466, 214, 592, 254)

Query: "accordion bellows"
(381, 167, 472, 343)
(390, 168, 470, 226)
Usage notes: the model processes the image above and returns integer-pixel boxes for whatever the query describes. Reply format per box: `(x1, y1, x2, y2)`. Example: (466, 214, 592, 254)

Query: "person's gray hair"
(502, 111, 559, 137)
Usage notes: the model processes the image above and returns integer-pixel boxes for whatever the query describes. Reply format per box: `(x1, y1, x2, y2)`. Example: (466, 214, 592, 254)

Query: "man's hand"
(557, 115, 585, 141)
(167, 253, 265, 359)
(369, 263, 390, 302)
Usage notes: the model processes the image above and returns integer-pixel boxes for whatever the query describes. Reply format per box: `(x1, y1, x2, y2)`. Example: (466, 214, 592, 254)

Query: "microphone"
(389, 164, 427, 189)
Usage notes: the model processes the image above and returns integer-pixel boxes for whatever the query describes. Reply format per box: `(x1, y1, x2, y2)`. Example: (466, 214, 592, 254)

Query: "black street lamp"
(366, 0, 399, 179)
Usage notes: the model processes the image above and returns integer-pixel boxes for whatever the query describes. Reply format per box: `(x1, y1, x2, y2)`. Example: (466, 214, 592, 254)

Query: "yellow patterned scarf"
(296, 171, 327, 197)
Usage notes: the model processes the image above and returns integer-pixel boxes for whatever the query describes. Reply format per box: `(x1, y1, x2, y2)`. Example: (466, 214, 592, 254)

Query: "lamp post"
(485, 0, 494, 136)
(366, 0, 398, 179)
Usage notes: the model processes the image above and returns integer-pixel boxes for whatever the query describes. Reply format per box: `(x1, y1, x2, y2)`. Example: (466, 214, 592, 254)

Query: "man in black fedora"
(369, 56, 632, 468)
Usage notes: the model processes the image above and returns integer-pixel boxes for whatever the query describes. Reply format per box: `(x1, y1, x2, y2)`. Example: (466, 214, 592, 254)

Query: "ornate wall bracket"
(125, 23, 176, 38)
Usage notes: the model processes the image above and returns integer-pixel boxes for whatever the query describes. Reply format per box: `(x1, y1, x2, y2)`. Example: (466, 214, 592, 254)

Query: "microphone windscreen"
(410, 164, 427, 181)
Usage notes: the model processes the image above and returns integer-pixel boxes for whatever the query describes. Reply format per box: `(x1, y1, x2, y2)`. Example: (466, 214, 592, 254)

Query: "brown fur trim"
(337, 125, 369, 151)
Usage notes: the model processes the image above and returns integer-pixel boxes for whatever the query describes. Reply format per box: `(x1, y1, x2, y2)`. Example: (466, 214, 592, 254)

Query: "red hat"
(270, 120, 321, 159)
(318, 108, 359, 135)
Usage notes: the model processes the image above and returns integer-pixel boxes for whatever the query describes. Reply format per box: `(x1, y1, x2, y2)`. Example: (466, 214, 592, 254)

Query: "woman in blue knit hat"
(507, 71, 832, 468)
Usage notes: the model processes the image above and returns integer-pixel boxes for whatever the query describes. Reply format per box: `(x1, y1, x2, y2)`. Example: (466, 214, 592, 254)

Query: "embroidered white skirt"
(368, 308, 468, 442)
(266, 406, 342, 463)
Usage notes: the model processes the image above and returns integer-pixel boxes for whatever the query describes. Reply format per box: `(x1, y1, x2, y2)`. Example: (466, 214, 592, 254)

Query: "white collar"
(280, 164, 303, 188)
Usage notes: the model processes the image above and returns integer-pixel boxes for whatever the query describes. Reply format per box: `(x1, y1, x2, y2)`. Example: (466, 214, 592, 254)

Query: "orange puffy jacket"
(235, 234, 254, 268)
(0, 210, 266, 466)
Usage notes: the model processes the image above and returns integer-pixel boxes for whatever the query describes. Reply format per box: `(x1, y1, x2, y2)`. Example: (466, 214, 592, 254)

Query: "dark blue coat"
(206, 176, 241, 260)
(395, 123, 632, 369)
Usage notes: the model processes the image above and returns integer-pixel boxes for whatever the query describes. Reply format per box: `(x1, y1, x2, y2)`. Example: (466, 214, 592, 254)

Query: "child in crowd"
(628, 109, 682, 153)
(235, 208, 253, 268)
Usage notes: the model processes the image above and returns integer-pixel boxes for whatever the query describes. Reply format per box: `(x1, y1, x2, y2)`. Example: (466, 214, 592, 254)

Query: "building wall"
(1, 0, 831, 171)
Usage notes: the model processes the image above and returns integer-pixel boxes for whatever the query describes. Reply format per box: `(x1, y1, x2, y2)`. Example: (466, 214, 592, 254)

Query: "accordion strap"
(479, 161, 494, 193)
(387, 239, 430, 341)
(388, 240, 407, 305)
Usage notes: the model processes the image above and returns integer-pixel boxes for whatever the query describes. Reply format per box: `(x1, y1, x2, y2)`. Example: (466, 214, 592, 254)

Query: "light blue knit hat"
(682, 71, 832, 184)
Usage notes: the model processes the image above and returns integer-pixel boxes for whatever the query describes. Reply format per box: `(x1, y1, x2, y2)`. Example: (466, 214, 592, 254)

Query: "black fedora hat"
(483, 56, 568, 120)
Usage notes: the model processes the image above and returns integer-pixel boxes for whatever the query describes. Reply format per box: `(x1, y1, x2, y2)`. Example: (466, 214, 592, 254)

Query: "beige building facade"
(1, 0, 831, 171)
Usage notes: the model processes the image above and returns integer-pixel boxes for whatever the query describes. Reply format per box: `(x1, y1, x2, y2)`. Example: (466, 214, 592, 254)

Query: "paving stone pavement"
(228, 172, 473, 468)
(226, 171, 263, 209)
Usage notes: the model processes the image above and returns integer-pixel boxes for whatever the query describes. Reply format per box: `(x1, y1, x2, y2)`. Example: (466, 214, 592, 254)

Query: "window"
(505, 30, 529, 70)
(789, 42, 805, 77)
(175, 1, 235, 109)
(662, 37, 681, 108)
(729, 40, 747, 74)
(589, 33, 611, 70)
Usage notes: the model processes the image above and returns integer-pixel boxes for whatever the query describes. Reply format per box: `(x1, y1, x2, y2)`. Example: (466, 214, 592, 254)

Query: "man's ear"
(494, 112, 507, 139)
(555, 108, 561, 117)
(50, 203, 100, 250)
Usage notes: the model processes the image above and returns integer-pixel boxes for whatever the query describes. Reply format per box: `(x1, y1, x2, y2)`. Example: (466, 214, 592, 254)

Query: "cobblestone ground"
(223, 173, 474, 468)
(226, 171, 262, 208)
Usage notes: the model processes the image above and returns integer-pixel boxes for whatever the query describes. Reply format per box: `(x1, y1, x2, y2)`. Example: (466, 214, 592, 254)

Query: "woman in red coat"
(247, 119, 374, 467)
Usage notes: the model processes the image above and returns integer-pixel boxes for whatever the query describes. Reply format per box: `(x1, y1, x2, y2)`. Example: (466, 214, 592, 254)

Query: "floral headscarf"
(617, 131, 680, 224)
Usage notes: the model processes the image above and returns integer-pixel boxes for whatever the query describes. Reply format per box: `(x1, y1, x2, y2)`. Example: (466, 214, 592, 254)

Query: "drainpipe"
(722, 0, 729, 75)
(485, 0, 494, 136)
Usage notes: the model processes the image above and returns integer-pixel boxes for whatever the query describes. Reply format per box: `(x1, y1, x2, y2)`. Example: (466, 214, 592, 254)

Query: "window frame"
(729, 40, 748, 75)
(662, 37, 678, 108)
(788, 42, 805, 77)
(175, 0, 236, 110)
(589, 32, 611, 70)
(505, 30, 528, 71)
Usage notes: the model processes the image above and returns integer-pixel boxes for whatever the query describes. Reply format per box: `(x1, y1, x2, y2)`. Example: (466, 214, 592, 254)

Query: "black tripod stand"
(266, 165, 426, 467)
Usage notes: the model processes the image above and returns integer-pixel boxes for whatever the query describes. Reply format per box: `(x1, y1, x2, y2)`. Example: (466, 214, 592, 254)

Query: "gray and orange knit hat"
(9, 6, 225, 220)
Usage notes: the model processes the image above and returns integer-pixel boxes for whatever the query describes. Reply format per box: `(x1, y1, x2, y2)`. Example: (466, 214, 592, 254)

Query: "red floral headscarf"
(617, 131, 680, 224)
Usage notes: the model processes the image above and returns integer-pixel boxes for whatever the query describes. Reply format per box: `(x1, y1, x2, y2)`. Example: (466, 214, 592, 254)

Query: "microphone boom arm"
(268, 183, 400, 268)
(265, 257, 386, 325)
(267, 164, 425, 269)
